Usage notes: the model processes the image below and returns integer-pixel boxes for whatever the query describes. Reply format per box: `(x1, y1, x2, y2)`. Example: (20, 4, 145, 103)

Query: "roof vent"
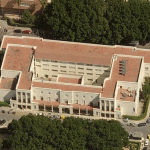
(32, 46, 37, 50)
(119, 60, 126, 75)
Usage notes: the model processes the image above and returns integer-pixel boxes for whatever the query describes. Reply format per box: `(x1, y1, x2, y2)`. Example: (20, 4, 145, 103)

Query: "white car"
(145, 139, 149, 146)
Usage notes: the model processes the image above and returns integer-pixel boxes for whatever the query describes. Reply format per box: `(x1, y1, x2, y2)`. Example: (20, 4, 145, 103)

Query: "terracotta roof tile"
(2, 45, 33, 90)
(33, 82, 102, 93)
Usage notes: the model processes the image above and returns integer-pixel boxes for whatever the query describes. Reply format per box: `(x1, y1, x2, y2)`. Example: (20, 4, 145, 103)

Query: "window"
(43, 69, 49, 71)
(69, 66, 75, 69)
(52, 65, 58, 67)
(69, 71, 75, 74)
(87, 64, 92, 66)
(41, 91, 43, 94)
(28, 98, 30, 103)
(95, 69, 101, 71)
(43, 64, 49, 66)
(60, 66, 66, 68)
(87, 68, 92, 70)
(145, 67, 148, 71)
(78, 72, 84, 74)
(82, 100, 85, 105)
(48, 92, 51, 94)
(41, 96, 43, 100)
(87, 73, 93, 75)
(52, 69, 58, 72)
(36, 59, 41, 62)
(45, 75, 49, 78)
(61, 70, 67, 72)
(52, 75, 57, 77)
(20, 3, 30, 7)
(75, 100, 78, 104)
(88, 79, 93, 81)
(51, 60, 57, 62)
(96, 74, 100, 76)
(83, 95, 85, 98)
(18, 92, 21, 96)
(33, 96, 36, 100)
(78, 67, 84, 70)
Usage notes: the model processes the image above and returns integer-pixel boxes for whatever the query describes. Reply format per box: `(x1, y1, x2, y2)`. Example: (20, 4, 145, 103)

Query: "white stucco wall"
(0, 89, 16, 102)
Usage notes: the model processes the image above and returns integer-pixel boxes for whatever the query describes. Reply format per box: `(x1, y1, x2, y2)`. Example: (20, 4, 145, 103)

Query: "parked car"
(127, 123, 136, 127)
(146, 118, 150, 123)
(0, 119, 6, 125)
(145, 139, 149, 146)
(138, 123, 146, 127)
(13, 29, 22, 33)
(22, 30, 31, 34)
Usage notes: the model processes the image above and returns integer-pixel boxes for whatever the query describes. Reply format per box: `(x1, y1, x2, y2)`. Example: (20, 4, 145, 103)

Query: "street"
(124, 123, 150, 150)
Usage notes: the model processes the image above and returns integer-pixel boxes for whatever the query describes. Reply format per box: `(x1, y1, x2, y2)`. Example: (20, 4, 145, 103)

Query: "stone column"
(59, 105, 62, 114)
(86, 108, 88, 115)
(79, 107, 80, 115)
(70, 107, 73, 115)
(109, 101, 111, 112)
(51, 105, 53, 112)
(44, 104, 46, 112)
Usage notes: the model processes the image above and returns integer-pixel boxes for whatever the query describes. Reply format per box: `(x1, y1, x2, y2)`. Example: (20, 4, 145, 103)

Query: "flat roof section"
(2, 45, 33, 90)
(116, 88, 136, 102)
(102, 56, 142, 98)
(58, 77, 82, 84)
(2, 36, 150, 66)
(0, 77, 18, 90)
(33, 82, 102, 93)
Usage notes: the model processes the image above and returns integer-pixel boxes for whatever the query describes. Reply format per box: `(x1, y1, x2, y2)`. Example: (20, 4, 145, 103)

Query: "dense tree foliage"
(6, 115, 129, 150)
(21, 10, 35, 24)
(36, 0, 150, 45)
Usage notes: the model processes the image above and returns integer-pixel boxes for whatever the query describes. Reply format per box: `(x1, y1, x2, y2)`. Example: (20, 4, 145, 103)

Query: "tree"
(6, 115, 129, 150)
(21, 10, 35, 24)
(15, 0, 22, 17)
(39, 0, 48, 12)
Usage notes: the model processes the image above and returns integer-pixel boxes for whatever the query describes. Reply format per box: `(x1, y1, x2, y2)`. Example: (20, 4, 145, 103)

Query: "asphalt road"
(124, 123, 150, 150)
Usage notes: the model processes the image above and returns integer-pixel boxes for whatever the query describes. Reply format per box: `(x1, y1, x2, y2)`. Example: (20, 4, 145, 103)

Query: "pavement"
(0, 19, 38, 42)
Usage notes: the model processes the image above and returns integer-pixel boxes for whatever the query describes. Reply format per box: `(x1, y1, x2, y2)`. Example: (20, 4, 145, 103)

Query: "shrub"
(0, 102, 9, 107)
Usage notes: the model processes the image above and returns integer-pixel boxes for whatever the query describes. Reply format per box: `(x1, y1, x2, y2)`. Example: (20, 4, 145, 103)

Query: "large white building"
(0, 35, 149, 119)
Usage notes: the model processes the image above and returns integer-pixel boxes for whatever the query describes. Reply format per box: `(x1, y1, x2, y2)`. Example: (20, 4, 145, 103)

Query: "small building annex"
(0, 35, 149, 119)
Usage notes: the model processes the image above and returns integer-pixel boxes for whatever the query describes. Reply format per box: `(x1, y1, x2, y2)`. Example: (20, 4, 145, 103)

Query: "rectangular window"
(43, 64, 49, 66)
(95, 69, 101, 71)
(60, 66, 66, 68)
(145, 67, 148, 71)
(87, 68, 92, 70)
(87, 73, 93, 75)
(87, 64, 92, 66)
(51, 60, 57, 62)
(43, 69, 49, 71)
(36, 59, 41, 62)
(20, 3, 30, 7)
(78, 67, 84, 70)
(52, 69, 58, 72)
(88, 79, 93, 81)
(78, 72, 84, 74)
(61, 70, 67, 72)
(69, 71, 75, 74)
(41, 96, 43, 100)
(69, 66, 75, 69)
(52, 65, 58, 67)
(52, 75, 57, 77)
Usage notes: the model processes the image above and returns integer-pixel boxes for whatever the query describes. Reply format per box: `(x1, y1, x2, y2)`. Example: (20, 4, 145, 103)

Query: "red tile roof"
(116, 88, 135, 102)
(0, 77, 17, 89)
(2, 45, 33, 90)
(58, 77, 82, 84)
(1, 36, 150, 66)
(33, 82, 102, 93)
(0, 36, 145, 95)
(102, 56, 141, 98)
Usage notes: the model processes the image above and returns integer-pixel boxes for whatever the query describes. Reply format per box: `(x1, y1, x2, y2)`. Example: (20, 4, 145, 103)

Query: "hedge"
(0, 102, 9, 107)
(4, 16, 34, 28)
(129, 141, 141, 150)
(123, 97, 149, 120)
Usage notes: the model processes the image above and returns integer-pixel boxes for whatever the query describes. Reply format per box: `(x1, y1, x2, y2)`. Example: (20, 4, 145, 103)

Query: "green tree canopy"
(21, 10, 35, 24)
(36, 0, 150, 45)
(6, 115, 129, 150)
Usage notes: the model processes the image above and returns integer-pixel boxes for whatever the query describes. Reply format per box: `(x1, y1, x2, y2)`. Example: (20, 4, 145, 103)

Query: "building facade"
(0, 35, 149, 119)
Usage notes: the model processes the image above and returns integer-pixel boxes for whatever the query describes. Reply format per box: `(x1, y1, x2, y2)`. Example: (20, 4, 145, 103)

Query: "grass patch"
(0, 102, 9, 107)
